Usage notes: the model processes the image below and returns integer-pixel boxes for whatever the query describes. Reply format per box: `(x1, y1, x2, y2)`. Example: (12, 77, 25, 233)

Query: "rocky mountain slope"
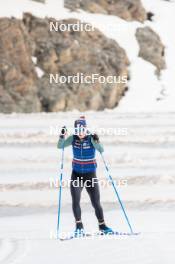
(0, 13, 129, 113)
(0, 0, 170, 113)
(65, 0, 147, 22)
(0, 18, 41, 113)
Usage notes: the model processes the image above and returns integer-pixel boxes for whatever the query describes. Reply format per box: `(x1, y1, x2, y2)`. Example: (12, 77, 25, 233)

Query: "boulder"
(0, 13, 130, 113)
(0, 18, 41, 113)
(31, 0, 45, 3)
(23, 13, 129, 112)
(65, 0, 147, 22)
(136, 26, 166, 73)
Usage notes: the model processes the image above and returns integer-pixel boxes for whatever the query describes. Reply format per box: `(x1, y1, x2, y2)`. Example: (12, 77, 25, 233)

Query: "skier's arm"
(57, 135, 73, 148)
(91, 134, 104, 153)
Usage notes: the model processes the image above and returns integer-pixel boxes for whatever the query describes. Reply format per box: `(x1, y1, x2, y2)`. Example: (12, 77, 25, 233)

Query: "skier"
(57, 116, 113, 236)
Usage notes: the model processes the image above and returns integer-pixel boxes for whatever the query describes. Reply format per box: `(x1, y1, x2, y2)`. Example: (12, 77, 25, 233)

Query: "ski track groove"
(0, 238, 30, 264)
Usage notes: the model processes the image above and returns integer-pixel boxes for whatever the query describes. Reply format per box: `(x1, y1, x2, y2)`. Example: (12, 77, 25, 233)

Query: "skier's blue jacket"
(57, 134, 104, 173)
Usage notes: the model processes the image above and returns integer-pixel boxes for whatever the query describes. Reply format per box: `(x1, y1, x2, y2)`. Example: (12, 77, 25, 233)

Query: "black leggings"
(70, 170, 104, 222)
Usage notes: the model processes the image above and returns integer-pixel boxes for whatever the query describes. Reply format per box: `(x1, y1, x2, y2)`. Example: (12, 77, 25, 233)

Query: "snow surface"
(0, 112, 175, 263)
(0, 211, 175, 264)
(0, 0, 175, 111)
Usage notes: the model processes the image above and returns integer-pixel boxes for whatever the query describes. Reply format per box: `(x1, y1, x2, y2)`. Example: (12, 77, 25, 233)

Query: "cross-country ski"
(59, 231, 140, 241)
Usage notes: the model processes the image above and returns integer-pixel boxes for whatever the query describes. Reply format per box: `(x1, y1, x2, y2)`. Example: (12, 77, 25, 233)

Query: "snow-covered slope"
(1, 111, 175, 208)
(0, 112, 175, 264)
(0, 0, 175, 112)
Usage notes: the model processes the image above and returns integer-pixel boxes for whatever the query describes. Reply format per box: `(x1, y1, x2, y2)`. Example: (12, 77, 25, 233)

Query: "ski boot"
(99, 222, 114, 235)
(74, 221, 85, 238)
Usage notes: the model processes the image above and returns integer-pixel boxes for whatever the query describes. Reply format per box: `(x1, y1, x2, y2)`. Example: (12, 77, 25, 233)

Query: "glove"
(60, 126, 67, 139)
(92, 133, 99, 143)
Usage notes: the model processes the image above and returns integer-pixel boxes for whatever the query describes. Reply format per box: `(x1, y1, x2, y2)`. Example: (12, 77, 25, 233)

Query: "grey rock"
(31, 0, 45, 3)
(23, 13, 129, 112)
(0, 18, 41, 113)
(136, 26, 166, 73)
(65, 0, 147, 22)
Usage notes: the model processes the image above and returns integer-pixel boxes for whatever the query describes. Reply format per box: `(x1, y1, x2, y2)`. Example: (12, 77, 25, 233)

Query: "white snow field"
(0, 111, 175, 263)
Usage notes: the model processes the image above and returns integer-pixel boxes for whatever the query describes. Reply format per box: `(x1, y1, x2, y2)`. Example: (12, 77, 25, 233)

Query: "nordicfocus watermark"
(50, 126, 128, 136)
(49, 73, 127, 85)
(50, 21, 95, 32)
(49, 21, 131, 34)
(49, 178, 128, 189)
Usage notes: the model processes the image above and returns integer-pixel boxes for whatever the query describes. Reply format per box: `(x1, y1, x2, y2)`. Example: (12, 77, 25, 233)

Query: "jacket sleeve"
(57, 135, 73, 149)
(91, 137, 104, 153)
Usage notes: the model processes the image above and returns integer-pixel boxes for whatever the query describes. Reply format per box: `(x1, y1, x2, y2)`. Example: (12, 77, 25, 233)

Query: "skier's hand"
(92, 133, 99, 143)
(60, 126, 67, 139)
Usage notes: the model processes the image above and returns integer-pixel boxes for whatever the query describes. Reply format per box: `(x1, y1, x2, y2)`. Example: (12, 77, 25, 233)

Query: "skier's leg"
(85, 172, 114, 234)
(70, 170, 84, 227)
(85, 172, 104, 222)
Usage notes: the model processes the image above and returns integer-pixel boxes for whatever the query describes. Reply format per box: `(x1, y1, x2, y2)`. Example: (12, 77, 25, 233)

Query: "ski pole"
(100, 152, 134, 234)
(57, 142, 65, 239)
